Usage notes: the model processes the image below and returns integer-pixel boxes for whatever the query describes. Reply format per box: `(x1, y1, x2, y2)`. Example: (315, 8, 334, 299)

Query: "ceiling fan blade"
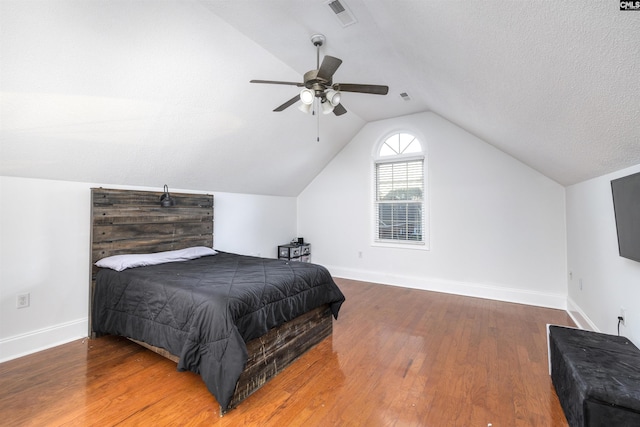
(334, 83, 389, 95)
(273, 94, 300, 112)
(251, 79, 304, 87)
(317, 56, 342, 81)
(333, 103, 347, 116)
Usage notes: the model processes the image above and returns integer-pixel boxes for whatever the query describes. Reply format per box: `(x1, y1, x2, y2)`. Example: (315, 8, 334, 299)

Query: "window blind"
(375, 159, 425, 243)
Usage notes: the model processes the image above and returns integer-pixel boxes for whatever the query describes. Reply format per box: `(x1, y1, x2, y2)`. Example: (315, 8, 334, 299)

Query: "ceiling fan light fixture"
(321, 99, 335, 115)
(300, 88, 315, 105)
(325, 89, 341, 106)
(299, 102, 313, 114)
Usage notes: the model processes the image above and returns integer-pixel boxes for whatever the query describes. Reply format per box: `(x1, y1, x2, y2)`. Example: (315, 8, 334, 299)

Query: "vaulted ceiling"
(1, 1, 639, 196)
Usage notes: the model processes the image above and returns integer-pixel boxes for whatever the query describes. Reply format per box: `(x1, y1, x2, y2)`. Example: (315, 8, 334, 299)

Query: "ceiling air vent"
(326, 0, 357, 27)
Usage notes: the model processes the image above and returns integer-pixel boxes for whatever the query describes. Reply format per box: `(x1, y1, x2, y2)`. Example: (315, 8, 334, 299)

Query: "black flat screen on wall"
(611, 171, 640, 263)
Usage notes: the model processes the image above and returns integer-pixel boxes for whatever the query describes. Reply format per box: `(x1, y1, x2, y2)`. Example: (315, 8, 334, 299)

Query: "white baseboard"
(0, 318, 88, 363)
(328, 265, 568, 310)
(566, 297, 598, 331)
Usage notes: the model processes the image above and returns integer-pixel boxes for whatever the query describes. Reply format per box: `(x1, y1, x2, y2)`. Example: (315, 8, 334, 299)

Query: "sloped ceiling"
(1, 0, 639, 197)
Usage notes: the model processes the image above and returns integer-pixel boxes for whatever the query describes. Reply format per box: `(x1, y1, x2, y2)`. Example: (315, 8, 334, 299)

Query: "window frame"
(372, 131, 429, 250)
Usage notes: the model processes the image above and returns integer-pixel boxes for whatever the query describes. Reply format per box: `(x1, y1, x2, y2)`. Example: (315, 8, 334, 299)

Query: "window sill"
(371, 240, 430, 251)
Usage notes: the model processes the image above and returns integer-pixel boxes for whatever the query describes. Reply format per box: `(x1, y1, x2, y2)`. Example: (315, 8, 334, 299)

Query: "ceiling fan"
(250, 34, 389, 116)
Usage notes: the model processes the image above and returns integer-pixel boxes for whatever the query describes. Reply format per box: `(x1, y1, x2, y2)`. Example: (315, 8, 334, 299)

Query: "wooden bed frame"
(89, 187, 332, 414)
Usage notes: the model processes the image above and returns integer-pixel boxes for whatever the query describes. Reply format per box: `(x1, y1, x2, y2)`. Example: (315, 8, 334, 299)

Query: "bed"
(89, 188, 345, 414)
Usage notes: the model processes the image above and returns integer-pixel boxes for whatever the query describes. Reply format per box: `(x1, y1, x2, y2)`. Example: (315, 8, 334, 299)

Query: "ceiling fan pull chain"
(317, 100, 320, 142)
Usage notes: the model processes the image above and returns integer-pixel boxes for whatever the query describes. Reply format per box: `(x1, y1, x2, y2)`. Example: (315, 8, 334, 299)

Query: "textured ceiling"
(1, 0, 639, 196)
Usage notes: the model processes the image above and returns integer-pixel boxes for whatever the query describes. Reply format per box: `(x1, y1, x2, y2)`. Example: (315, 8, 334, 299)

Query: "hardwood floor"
(0, 278, 574, 426)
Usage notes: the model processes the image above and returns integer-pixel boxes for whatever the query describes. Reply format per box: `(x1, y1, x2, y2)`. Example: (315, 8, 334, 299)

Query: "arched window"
(374, 132, 427, 247)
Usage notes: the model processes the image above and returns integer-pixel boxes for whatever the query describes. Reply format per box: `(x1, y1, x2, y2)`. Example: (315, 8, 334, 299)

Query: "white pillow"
(95, 246, 217, 271)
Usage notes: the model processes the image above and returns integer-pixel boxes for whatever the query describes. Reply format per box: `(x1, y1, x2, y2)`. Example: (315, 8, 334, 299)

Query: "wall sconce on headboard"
(160, 184, 176, 207)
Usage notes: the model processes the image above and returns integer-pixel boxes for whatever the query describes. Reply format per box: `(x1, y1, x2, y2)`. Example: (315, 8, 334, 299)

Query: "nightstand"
(278, 243, 311, 262)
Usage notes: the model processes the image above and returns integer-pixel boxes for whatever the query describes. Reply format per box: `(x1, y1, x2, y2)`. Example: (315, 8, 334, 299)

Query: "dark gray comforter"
(92, 251, 345, 410)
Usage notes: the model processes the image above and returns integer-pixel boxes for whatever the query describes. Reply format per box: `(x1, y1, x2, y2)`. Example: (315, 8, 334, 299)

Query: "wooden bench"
(548, 325, 640, 427)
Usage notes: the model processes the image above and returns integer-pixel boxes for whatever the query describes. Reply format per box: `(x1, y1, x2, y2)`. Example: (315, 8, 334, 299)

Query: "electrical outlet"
(17, 293, 30, 309)
(620, 307, 627, 326)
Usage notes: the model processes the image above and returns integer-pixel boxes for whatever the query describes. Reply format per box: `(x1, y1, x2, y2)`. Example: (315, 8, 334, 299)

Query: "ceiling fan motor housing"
(303, 70, 331, 96)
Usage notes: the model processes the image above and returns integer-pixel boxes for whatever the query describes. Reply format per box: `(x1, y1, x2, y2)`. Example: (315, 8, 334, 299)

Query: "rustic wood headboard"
(89, 187, 214, 335)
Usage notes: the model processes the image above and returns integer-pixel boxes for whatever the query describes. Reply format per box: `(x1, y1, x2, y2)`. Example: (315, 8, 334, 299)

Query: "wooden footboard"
(229, 304, 332, 413)
(127, 304, 332, 414)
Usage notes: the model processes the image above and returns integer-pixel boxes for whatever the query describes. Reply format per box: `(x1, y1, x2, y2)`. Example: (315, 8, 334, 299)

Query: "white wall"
(213, 192, 297, 258)
(0, 176, 296, 362)
(298, 112, 568, 308)
(566, 163, 640, 345)
(0, 178, 90, 362)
